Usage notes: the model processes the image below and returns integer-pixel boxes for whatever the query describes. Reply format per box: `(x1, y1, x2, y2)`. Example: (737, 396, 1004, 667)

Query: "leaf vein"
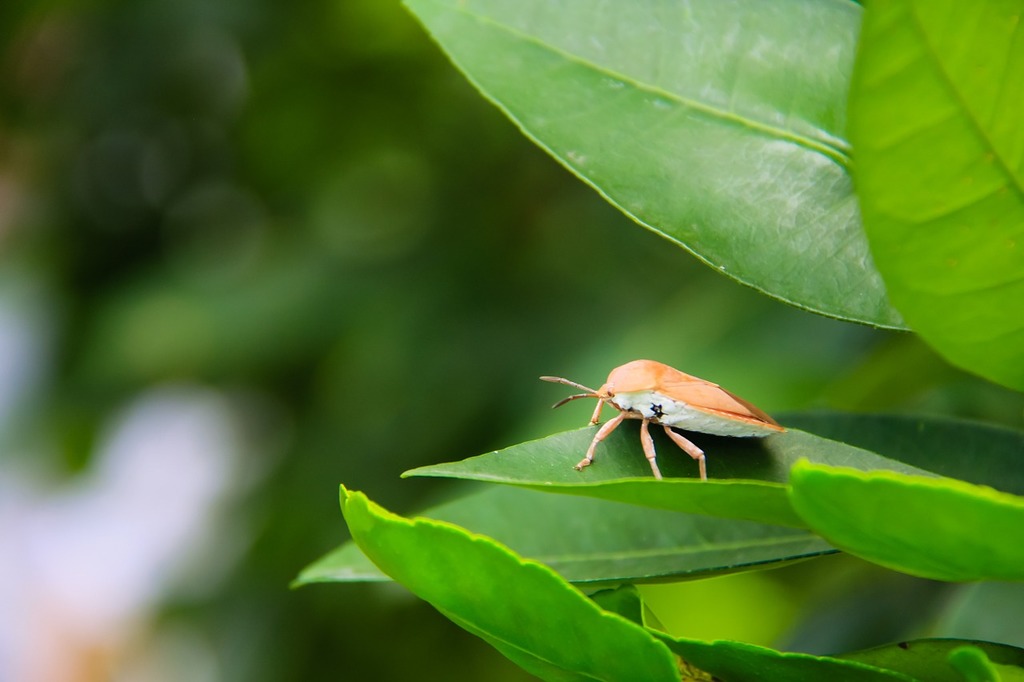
(446, 1, 852, 168)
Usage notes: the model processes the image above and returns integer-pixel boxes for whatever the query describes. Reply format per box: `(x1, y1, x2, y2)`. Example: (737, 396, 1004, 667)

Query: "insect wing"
(657, 376, 783, 430)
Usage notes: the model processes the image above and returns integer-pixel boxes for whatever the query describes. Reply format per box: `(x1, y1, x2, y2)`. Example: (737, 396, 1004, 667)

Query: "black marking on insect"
(650, 403, 664, 419)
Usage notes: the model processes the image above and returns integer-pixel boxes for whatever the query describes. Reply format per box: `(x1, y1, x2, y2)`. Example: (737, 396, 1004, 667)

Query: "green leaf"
(404, 0, 904, 328)
(849, 1, 1024, 389)
(841, 639, 1024, 682)
(782, 413, 1024, 494)
(297, 485, 835, 587)
(404, 424, 936, 528)
(789, 461, 1024, 581)
(338, 486, 681, 681)
(653, 635, 914, 682)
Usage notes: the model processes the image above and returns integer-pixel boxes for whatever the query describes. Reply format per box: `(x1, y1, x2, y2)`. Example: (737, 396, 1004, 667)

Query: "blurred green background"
(1, 1, 1021, 680)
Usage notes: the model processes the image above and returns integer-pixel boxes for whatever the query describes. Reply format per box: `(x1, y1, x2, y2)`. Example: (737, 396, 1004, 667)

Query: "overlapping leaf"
(297, 485, 835, 587)
(404, 422, 936, 528)
(405, 415, 1022, 540)
(789, 461, 1024, 581)
(336, 487, 911, 681)
(850, 1, 1024, 388)
(405, 0, 904, 327)
(338, 486, 680, 681)
(783, 413, 1024, 494)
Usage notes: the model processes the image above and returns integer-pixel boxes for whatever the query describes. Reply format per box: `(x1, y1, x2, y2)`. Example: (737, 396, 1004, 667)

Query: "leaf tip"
(401, 465, 435, 479)
(339, 485, 371, 519)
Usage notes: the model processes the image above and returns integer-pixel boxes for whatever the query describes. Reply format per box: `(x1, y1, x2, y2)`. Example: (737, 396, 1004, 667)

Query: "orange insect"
(541, 359, 784, 480)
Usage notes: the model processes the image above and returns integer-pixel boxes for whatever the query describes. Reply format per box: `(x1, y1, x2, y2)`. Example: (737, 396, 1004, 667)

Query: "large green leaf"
(297, 485, 835, 587)
(338, 486, 680, 681)
(841, 640, 1024, 682)
(404, 0, 904, 327)
(334, 489, 1023, 681)
(849, 1, 1024, 389)
(782, 413, 1024, 494)
(789, 461, 1024, 581)
(404, 423, 935, 528)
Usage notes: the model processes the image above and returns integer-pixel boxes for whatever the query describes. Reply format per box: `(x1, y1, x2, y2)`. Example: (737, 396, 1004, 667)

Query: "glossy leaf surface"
(783, 413, 1024, 494)
(405, 424, 935, 528)
(297, 485, 835, 586)
(849, 1, 1024, 388)
(405, 0, 904, 327)
(338, 487, 680, 681)
(789, 461, 1024, 581)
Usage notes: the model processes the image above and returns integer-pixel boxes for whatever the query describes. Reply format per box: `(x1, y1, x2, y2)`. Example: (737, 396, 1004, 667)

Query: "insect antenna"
(540, 376, 600, 409)
(551, 392, 598, 409)
(539, 376, 597, 393)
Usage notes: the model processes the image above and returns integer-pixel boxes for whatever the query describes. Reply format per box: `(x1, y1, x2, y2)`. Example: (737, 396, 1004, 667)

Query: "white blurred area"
(0, 289, 259, 681)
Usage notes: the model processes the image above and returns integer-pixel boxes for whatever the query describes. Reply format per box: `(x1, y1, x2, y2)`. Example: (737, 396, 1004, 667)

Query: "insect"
(541, 359, 784, 480)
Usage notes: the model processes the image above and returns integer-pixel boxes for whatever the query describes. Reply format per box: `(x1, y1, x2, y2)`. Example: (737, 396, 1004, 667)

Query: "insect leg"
(588, 398, 605, 425)
(663, 426, 706, 481)
(576, 412, 625, 472)
(639, 419, 663, 480)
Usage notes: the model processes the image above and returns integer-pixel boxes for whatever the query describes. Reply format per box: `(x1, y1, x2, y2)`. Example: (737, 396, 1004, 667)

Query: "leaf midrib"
(908, 4, 1024, 198)
(441, 607, 678, 682)
(533, 534, 830, 566)
(433, 0, 853, 168)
